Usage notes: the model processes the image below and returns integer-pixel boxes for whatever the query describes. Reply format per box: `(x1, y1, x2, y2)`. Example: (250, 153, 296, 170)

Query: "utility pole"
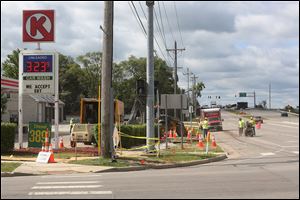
(167, 41, 185, 119)
(146, 1, 155, 152)
(190, 74, 198, 117)
(183, 68, 191, 104)
(101, 1, 114, 159)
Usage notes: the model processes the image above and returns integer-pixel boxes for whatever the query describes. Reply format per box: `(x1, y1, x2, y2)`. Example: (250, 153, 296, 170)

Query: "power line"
(128, 1, 147, 37)
(173, 1, 184, 48)
(162, 2, 176, 43)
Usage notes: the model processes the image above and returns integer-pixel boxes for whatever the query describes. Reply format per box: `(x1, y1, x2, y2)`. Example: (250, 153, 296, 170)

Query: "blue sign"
(23, 55, 53, 73)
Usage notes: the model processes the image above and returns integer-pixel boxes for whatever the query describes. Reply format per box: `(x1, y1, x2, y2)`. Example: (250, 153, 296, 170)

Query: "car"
(281, 112, 288, 117)
(253, 116, 263, 124)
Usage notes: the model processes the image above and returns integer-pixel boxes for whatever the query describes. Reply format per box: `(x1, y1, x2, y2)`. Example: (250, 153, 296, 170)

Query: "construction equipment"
(244, 121, 255, 137)
(200, 108, 223, 131)
(70, 98, 124, 147)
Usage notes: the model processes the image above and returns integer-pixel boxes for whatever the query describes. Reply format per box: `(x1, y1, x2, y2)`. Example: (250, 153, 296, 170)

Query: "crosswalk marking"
(28, 191, 113, 196)
(32, 185, 103, 189)
(37, 181, 100, 185)
(41, 174, 102, 178)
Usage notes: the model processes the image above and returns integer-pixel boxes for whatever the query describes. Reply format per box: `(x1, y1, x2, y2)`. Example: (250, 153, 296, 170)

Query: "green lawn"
(1, 162, 22, 172)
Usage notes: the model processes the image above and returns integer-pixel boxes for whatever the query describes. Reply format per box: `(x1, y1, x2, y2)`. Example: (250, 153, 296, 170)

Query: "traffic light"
(136, 79, 145, 95)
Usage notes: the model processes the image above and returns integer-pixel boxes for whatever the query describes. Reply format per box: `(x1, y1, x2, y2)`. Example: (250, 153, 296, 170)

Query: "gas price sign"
(23, 55, 53, 73)
(20, 50, 57, 94)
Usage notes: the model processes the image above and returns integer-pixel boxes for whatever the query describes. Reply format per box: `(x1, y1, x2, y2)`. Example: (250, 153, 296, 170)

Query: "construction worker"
(238, 118, 245, 136)
(249, 117, 256, 136)
(201, 117, 209, 139)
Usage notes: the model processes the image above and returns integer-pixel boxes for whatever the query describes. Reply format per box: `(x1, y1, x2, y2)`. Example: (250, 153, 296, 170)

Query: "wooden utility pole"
(167, 41, 185, 118)
(101, 1, 114, 158)
(146, 1, 155, 152)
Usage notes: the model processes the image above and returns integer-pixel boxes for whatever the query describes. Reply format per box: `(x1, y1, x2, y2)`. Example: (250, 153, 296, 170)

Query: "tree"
(193, 82, 205, 98)
(112, 56, 174, 113)
(77, 52, 102, 98)
(59, 54, 86, 115)
(1, 49, 20, 79)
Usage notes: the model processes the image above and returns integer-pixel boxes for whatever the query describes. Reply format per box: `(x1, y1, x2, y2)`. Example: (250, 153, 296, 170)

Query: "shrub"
(1, 123, 17, 154)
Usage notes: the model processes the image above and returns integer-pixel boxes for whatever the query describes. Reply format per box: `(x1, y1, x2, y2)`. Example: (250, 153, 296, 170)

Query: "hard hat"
(205, 117, 207, 120)
(250, 117, 253, 119)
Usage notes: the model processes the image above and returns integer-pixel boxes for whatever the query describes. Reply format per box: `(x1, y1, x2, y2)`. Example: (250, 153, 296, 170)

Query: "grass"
(68, 157, 131, 167)
(1, 162, 22, 172)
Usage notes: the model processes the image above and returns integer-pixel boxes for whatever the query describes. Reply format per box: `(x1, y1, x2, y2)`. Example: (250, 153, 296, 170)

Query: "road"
(2, 109, 299, 199)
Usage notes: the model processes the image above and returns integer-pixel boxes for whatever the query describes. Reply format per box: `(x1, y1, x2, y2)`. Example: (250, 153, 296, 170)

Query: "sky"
(1, 1, 299, 109)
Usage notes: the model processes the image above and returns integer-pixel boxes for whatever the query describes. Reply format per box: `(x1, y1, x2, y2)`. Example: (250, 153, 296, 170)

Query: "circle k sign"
(23, 10, 55, 42)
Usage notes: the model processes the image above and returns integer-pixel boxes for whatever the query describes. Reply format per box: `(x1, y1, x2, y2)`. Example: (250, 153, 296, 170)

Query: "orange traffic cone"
(45, 128, 49, 152)
(256, 122, 261, 129)
(187, 130, 191, 140)
(211, 135, 217, 148)
(59, 137, 64, 149)
(48, 144, 56, 163)
(197, 134, 204, 149)
(173, 130, 177, 139)
(168, 130, 173, 138)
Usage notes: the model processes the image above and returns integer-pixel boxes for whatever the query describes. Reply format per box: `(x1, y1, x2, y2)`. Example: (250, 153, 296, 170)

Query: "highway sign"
(239, 92, 247, 97)
(23, 10, 55, 42)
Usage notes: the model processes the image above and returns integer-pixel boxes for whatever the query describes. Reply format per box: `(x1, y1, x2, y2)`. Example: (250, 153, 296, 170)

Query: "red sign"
(23, 10, 55, 42)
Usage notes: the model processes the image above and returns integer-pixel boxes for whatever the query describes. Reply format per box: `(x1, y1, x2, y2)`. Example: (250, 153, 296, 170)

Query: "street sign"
(23, 10, 55, 42)
(20, 50, 57, 94)
(239, 92, 247, 97)
(28, 122, 51, 148)
(160, 94, 188, 109)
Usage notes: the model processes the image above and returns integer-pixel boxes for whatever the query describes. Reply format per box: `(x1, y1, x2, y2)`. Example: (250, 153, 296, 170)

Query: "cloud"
(1, 1, 299, 108)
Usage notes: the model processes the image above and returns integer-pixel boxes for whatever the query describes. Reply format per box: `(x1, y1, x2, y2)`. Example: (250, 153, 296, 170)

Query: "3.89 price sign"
(28, 122, 51, 148)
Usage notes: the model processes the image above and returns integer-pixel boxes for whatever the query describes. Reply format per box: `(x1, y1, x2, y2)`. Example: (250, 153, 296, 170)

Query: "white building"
(1, 76, 64, 124)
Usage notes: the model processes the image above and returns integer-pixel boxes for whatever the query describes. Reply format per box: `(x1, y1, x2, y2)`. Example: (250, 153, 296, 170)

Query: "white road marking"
(32, 185, 102, 189)
(37, 181, 100, 185)
(292, 151, 299, 154)
(41, 174, 102, 178)
(267, 123, 298, 129)
(28, 191, 112, 196)
(282, 121, 299, 125)
(260, 152, 275, 156)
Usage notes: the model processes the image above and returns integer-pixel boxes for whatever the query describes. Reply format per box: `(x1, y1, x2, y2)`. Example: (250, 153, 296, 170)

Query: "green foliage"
(77, 52, 102, 98)
(113, 55, 174, 113)
(1, 123, 17, 154)
(1, 49, 20, 79)
(59, 54, 86, 115)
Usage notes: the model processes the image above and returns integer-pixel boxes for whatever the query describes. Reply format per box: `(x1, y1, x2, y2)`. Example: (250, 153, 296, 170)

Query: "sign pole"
(18, 53, 24, 149)
(54, 52, 59, 149)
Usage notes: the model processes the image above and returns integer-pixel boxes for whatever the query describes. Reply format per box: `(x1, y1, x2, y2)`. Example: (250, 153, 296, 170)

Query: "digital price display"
(23, 55, 53, 73)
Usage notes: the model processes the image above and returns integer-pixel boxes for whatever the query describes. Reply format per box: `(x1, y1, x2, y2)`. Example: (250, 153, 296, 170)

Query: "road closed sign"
(23, 10, 55, 42)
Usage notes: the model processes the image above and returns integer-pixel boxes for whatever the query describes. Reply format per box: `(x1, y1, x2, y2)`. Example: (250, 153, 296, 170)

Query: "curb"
(1, 172, 37, 177)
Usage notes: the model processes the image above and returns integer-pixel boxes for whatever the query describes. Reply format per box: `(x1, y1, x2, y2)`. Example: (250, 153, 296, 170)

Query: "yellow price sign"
(28, 122, 51, 148)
